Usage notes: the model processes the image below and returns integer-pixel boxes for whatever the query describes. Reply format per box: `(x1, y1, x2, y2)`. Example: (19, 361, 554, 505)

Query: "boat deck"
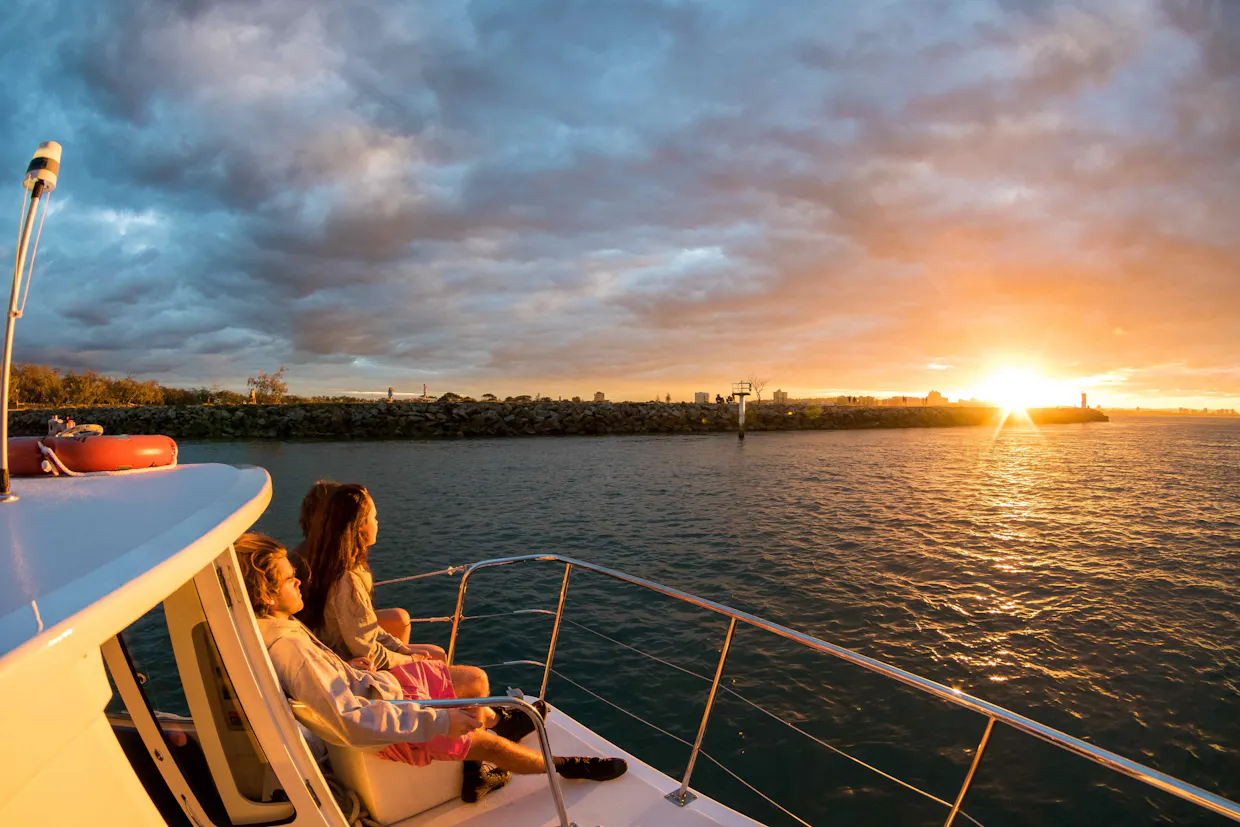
(397, 706, 761, 827)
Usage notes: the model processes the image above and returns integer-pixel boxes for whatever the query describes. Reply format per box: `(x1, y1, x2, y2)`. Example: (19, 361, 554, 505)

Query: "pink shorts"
(377, 661, 472, 766)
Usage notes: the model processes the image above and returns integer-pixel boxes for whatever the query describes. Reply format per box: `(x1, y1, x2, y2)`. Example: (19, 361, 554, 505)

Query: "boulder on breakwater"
(7, 401, 1108, 440)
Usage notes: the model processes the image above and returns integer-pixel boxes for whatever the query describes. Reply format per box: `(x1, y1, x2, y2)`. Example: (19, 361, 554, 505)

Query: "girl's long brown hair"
(299, 483, 374, 632)
(299, 479, 340, 538)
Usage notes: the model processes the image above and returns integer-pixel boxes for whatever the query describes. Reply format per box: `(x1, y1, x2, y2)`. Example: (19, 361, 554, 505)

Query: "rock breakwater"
(8, 402, 1108, 440)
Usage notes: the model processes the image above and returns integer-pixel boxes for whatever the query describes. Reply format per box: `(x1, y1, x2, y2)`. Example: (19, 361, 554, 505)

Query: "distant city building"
(593, 391, 605, 403)
(694, 392, 709, 403)
(1081, 392, 1087, 409)
(772, 389, 788, 404)
(926, 390, 946, 406)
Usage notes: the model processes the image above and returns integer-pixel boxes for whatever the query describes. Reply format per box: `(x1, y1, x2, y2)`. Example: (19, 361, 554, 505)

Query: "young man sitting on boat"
(234, 533, 628, 803)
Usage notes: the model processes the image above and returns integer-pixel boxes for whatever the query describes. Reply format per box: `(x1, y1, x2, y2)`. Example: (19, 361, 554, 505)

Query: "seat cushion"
(326, 744, 462, 825)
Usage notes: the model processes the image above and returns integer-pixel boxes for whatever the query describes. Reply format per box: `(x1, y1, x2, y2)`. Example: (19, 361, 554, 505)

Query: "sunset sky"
(1, 0, 1237, 406)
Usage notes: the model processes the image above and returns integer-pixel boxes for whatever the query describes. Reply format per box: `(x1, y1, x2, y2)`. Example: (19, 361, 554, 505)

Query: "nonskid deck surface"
(395, 706, 764, 827)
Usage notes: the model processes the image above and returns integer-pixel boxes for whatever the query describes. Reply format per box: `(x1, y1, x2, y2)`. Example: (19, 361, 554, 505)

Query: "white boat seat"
(287, 700, 462, 825)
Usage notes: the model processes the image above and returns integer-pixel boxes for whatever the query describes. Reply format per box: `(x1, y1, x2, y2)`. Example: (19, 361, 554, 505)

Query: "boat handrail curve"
(389, 694, 574, 827)
(426, 553, 1240, 824)
(439, 618, 983, 827)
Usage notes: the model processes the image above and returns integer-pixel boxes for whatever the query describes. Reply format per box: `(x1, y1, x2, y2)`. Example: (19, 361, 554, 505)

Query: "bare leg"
(449, 665, 496, 726)
(450, 665, 489, 698)
(465, 730, 546, 774)
(376, 607, 411, 644)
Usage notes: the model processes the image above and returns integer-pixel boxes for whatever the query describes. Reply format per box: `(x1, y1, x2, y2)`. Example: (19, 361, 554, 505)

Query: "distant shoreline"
(8, 401, 1108, 440)
(1101, 410, 1239, 418)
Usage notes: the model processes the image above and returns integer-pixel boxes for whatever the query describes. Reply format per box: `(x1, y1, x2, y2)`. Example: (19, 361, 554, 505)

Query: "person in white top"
(235, 533, 627, 803)
(289, 480, 413, 646)
(298, 484, 543, 767)
(300, 484, 464, 671)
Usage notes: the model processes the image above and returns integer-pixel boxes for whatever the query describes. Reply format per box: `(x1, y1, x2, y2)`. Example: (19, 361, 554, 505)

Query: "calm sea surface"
(163, 416, 1238, 826)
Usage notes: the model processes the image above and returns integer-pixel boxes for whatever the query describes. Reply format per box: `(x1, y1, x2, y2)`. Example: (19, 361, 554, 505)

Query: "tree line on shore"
(7, 363, 787, 408)
(7, 364, 347, 407)
(8, 364, 563, 407)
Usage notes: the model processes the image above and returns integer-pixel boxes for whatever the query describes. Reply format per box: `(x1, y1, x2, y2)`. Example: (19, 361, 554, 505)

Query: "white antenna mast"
(1, 141, 62, 502)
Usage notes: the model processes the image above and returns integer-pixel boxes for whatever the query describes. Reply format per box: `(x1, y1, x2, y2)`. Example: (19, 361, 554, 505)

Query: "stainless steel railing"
(434, 553, 1240, 826)
(392, 695, 575, 827)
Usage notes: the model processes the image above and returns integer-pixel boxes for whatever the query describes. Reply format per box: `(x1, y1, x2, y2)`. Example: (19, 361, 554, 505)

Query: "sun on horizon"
(974, 367, 1073, 411)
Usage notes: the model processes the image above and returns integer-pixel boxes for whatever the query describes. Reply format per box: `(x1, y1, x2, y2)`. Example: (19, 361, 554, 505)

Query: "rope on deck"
(323, 771, 382, 827)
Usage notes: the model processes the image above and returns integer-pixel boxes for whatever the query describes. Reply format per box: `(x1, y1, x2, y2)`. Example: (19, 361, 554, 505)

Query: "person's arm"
(275, 638, 446, 747)
(328, 572, 415, 670)
(398, 643, 447, 662)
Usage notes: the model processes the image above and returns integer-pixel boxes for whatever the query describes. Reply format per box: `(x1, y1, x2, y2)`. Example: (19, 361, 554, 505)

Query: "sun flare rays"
(974, 367, 1076, 412)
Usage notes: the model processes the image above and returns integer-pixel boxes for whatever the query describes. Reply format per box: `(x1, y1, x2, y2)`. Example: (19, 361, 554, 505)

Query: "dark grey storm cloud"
(1, 0, 1238, 402)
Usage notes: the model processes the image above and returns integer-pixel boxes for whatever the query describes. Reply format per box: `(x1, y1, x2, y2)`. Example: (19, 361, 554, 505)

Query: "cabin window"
(103, 582, 296, 826)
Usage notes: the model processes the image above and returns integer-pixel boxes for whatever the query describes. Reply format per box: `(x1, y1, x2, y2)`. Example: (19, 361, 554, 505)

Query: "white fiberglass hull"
(397, 705, 763, 827)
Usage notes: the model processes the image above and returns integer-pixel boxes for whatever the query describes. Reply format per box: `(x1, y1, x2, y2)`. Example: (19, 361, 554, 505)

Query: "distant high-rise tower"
(1081, 392, 1087, 409)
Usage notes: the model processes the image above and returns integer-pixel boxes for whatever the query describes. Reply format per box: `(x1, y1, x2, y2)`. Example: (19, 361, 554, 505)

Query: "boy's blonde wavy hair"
(234, 532, 288, 617)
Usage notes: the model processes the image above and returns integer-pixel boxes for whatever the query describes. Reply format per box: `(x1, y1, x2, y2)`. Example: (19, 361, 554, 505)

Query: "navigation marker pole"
(733, 381, 751, 441)
(1, 142, 62, 503)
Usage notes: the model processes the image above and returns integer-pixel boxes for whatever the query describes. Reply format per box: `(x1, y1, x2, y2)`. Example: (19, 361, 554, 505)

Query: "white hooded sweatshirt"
(258, 616, 449, 747)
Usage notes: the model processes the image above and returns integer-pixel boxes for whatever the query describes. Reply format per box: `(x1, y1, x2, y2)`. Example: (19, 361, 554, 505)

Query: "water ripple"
(181, 416, 1240, 827)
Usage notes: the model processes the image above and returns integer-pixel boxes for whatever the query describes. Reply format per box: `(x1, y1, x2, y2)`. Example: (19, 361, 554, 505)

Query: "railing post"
(540, 563, 572, 701)
(446, 568, 474, 666)
(943, 717, 996, 827)
(394, 696, 574, 827)
(666, 616, 737, 807)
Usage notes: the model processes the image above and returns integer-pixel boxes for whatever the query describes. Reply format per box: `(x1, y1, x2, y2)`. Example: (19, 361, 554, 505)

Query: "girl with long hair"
(235, 532, 626, 799)
(299, 484, 442, 670)
(299, 485, 614, 795)
(293, 480, 413, 643)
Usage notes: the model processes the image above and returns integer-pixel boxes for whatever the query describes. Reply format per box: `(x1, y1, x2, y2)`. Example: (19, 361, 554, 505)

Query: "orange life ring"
(7, 437, 47, 476)
(6, 434, 178, 476)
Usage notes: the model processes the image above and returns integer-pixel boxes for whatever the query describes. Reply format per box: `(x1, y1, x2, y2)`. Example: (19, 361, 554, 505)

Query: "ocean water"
(168, 416, 1238, 826)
